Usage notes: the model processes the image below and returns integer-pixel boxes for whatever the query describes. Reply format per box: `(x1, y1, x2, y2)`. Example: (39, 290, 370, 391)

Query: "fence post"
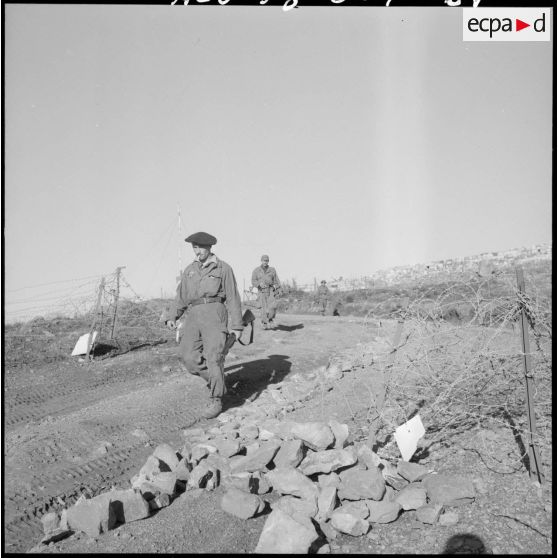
(85, 277, 105, 360)
(515, 266, 544, 485)
(110, 266, 125, 340)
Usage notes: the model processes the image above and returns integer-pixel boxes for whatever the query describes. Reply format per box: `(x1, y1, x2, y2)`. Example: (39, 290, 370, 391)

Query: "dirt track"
(4, 312, 378, 553)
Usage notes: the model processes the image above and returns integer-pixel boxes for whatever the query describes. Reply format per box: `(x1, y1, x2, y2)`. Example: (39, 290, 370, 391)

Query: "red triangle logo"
(516, 19, 530, 31)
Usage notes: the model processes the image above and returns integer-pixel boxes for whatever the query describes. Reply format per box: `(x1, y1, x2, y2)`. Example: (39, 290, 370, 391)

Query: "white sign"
(394, 414, 426, 462)
(463, 8, 550, 42)
(71, 331, 98, 356)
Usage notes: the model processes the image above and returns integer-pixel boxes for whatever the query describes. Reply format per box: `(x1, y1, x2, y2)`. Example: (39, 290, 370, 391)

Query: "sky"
(4, 4, 553, 320)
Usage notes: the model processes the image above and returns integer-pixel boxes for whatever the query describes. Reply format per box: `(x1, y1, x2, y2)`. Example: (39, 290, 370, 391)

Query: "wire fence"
(343, 265, 553, 481)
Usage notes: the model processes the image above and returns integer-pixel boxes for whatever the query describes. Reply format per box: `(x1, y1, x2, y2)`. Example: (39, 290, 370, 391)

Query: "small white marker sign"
(394, 414, 425, 462)
(71, 331, 98, 356)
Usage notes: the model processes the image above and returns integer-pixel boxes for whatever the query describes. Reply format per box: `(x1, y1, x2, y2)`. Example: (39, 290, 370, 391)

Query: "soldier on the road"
(165, 232, 244, 419)
(317, 280, 330, 316)
(251, 254, 281, 330)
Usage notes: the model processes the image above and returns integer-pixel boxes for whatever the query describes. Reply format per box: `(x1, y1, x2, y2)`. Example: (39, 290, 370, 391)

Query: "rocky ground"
(4, 312, 553, 554)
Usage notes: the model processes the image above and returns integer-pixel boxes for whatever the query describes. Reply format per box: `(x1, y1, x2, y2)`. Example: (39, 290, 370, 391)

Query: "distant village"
(295, 244, 551, 292)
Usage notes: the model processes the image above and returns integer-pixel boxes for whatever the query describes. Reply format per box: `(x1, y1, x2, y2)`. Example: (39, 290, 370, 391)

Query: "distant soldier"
(165, 232, 244, 419)
(252, 255, 281, 330)
(317, 280, 330, 316)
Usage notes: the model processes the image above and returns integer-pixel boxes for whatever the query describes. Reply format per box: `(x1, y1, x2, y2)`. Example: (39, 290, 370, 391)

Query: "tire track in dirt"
(4, 374, 151, 429)
(3, 403, 203, 553)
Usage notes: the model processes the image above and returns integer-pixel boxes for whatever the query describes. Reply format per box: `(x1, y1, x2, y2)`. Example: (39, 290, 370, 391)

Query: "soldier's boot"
(201, 397, 222, 419)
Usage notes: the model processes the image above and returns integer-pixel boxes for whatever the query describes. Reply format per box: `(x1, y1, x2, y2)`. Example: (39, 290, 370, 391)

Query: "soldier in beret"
(251, 254, 281, 330)
(165, 232, 243, 419)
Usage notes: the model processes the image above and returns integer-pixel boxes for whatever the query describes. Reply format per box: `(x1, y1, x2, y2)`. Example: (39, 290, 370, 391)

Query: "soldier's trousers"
(178, 303, 228, 398)
(258, 290, 277, 325)
(319, 299, 327, 315)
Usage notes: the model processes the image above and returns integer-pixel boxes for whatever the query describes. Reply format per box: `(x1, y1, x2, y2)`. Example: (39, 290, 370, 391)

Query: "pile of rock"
(38, 417, 476, 553)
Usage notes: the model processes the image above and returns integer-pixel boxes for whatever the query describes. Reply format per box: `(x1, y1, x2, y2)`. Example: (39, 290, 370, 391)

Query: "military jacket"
(251, 265, 280, 290)
(173, 255, 243, 330)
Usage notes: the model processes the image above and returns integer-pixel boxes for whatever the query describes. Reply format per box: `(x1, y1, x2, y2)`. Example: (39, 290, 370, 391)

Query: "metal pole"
(110, 267, 126, 340)
(85, 277, 105, 360)
(515, 267, 544, 485)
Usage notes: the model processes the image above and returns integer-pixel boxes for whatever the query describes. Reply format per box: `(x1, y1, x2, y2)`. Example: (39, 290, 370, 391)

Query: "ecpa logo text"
(463, 9, 550, 42)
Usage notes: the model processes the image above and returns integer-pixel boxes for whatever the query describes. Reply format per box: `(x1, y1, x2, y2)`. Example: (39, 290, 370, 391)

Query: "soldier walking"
(317, 280, 330, 316)
(251, 254, 281, 330)
(165, 232, 244, 419)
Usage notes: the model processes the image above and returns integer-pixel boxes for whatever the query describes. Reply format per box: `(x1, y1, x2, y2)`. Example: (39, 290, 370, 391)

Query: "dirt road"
(4, 312, 378, 553)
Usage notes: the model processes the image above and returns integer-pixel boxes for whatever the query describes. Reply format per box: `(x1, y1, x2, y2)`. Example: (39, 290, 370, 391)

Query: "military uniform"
(251, 256, 280, 329)
(317, 281, 329, 316)
(167, 232, 243, 419)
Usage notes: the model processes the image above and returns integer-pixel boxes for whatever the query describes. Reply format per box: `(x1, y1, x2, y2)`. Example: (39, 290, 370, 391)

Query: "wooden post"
(110, 266, 126, 340)
(515, 267, 544, 485)
(85, 277, 105, 360)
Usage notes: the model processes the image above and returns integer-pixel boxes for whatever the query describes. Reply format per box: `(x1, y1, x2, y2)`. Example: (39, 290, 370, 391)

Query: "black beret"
(184, 232, 217, 246)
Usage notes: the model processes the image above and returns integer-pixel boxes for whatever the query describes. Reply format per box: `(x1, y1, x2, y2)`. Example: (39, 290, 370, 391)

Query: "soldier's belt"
(189, 296, 225, 306)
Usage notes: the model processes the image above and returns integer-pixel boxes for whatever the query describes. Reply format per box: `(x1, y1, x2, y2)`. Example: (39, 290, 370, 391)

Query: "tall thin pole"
(85, 277, 105, 360)
(177, 204, 183, 277)
(110, 266, 125, 340)
(516, 267, 544, 485)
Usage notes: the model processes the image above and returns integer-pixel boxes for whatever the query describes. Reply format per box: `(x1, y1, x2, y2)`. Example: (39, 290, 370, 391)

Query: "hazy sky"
(4, 4, 553, 319)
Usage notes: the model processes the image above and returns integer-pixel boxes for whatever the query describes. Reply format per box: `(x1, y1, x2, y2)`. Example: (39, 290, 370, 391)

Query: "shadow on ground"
(442, 533, 489, 554)
(272, 323, 304, 332)
(223, 354, 292, 411)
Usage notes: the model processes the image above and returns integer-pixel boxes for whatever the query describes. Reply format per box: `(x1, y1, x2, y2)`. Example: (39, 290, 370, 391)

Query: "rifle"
(223, 309, 256, 356)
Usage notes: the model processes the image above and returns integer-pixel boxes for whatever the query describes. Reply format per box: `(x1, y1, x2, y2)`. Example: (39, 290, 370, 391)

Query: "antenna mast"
(177, 204, 183, 277)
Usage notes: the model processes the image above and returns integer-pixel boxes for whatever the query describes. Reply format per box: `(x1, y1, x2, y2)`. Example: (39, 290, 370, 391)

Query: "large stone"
(252, 471, 272, 494)
(355, 445, 382, 470)
(174, 457, 191, 482)
(66, 493, 116, 537)
(299, 449, 357, 476)
(239, 424, 259, 440)
(221, 487, 265, 519)
(416, 503, 444, 524)
(339, 501, 369, 520)
(139, 455, 166, 478)
(147, 472, 178, 496)
(317, 485, 337, 522)
(208, 438, 242, 458)
(338, 467, 385, 501)
(187, 462, 219, 490)
(422, 474, 475, 506)
(291, 422, 335, 451)
(223, 472, 259, 494)
(274, 439, 305, 469)
(152, 443, 180, 471)
(255, 509, 319, 553)
(272, 495, 317, 521)
(396, 461, 430, 482)
(230, 440, 281, 474)
(317, 472, 341, 488)
(205, 453, 232, 476)
(191, 443, 218, 464)
(109, 489, 151, 523)
(266, 467, 319, 502)
(366, 500, 402, 523)
(329, 509, 369, 536)
(395, 486, 427, 511)
(328, 420, 349, 449)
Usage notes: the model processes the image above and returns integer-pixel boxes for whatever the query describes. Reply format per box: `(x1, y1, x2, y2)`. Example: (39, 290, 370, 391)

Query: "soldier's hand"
(166, 320, 176, 330)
